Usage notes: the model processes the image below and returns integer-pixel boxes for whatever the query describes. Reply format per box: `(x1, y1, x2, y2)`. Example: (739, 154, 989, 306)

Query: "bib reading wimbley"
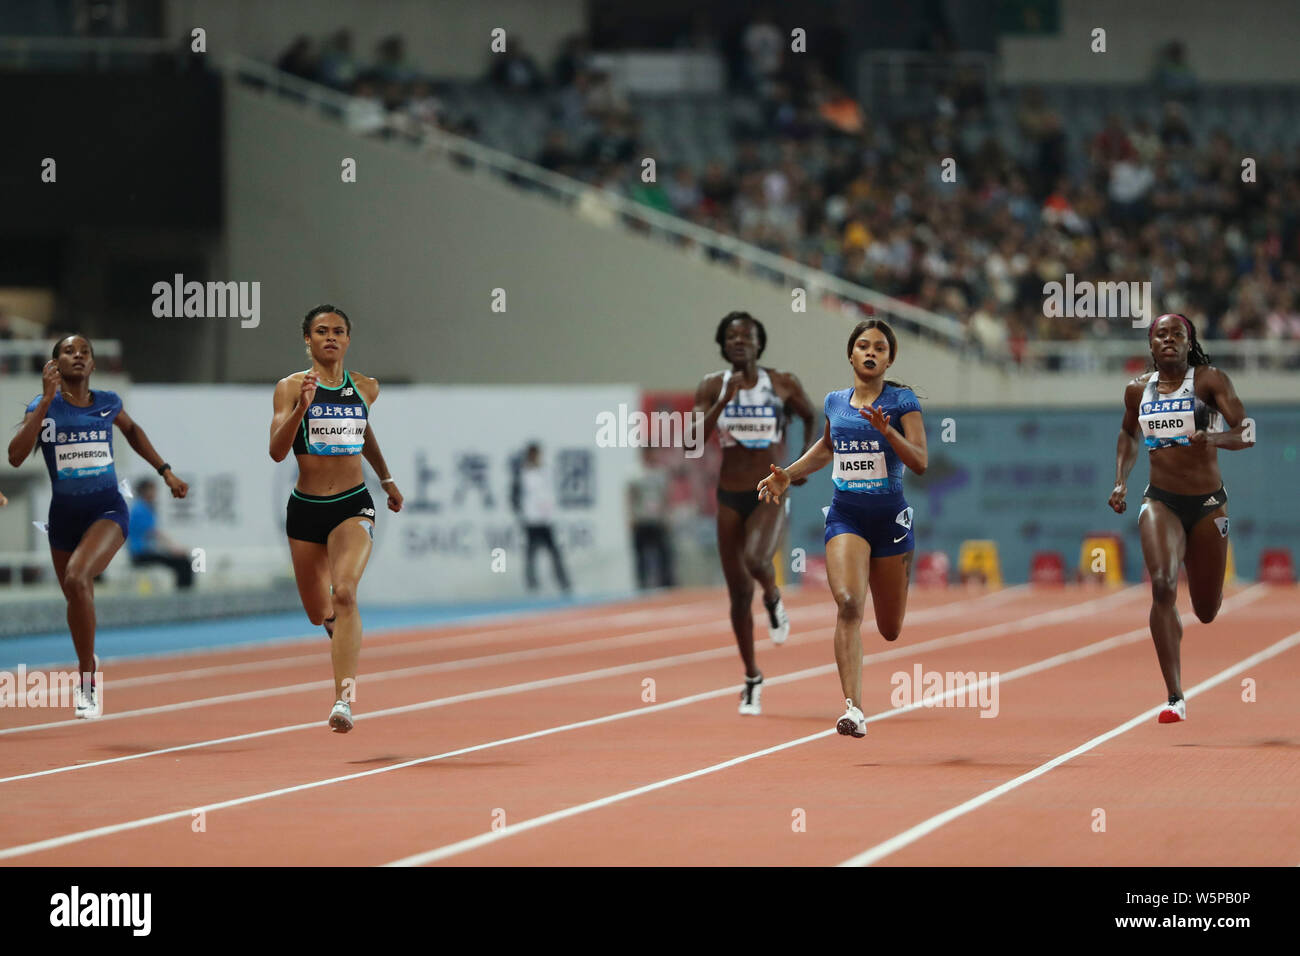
(717, 368, 784, 450)
(833, 450, 887, 491)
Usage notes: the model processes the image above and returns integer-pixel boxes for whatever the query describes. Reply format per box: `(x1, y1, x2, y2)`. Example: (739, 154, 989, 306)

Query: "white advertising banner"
(125, 385, 639, 603)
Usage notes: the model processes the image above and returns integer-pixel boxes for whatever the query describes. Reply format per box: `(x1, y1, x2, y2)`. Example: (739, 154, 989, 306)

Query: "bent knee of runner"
(1149, 573, 1179, 607)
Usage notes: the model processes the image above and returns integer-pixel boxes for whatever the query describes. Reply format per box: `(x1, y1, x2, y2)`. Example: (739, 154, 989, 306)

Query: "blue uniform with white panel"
(822, 384, 921, 555)
(26, 389, 130, 551)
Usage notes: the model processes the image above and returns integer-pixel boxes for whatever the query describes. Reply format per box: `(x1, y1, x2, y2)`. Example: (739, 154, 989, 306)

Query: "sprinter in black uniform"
(1110, 314, 1253, 723)
(270, 305, 403, 733)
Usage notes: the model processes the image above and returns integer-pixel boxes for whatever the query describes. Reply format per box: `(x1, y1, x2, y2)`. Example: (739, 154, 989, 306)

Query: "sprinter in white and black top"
(1111, 314, 1254, 724)
(693, 312, 817, 716)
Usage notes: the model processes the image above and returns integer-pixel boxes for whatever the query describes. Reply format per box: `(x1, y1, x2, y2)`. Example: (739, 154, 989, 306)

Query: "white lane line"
(839, 624, 1300, 866)
(34, 587, 1021, 688)
(0, 587, 1125, 775)
(384, 586, 1270, 866)
(0, 584, 1050, 737)
(0, 588, 1136, 855)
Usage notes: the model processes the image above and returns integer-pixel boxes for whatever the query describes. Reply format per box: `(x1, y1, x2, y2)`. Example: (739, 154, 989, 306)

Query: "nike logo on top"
(98, 410, 112, 417)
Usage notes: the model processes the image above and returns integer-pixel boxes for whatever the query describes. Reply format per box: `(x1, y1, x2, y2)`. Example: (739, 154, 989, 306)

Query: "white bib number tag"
(55, 442, 113, 479)
(307, 418, 367, 455)
(833, 451, 887, 491)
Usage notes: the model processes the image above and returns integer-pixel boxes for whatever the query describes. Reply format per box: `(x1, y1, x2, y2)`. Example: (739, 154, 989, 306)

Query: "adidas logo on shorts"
(1203, 495, 1219, 506)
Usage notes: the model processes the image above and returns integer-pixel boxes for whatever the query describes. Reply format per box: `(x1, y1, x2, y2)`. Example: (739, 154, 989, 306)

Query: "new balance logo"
(341, 387, 354, 396)
(360, 507, 375, 517)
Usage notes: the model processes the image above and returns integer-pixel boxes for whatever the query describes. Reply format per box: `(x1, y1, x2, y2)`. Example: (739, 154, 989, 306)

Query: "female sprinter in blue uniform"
(693, 312, 817, 715)
(1110, 313, 1252, 723)
(270, 305, 403, 733)
(7, 334, 189, 718)
(757, 319, 927, 738)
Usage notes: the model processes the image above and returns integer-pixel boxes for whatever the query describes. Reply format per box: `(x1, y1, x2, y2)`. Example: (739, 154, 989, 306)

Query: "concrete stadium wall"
(1000, 0, 1300, 84)
(223, 81, 1299, 409)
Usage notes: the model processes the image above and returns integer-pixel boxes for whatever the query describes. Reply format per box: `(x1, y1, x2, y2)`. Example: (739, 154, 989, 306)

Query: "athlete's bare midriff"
(294, 453, 366, 497)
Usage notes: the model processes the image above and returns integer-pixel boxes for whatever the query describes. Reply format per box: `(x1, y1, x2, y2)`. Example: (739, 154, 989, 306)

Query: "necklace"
(315, 369, 344, 388)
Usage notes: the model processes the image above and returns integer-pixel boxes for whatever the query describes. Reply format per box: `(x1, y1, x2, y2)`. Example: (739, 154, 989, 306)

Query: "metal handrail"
(222, 53, 973, 349)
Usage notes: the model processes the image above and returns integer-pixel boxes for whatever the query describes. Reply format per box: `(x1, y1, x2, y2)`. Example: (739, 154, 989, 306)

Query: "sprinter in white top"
(1111, 314, 1254, 724)
(694, 312, 817, 717)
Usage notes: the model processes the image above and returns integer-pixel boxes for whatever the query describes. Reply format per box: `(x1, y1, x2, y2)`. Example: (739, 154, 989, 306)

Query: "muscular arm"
(884, 410, 927, 475)
(8, 403, 50, 467)
(783, 419, 834, 482)
(1199, 367, 1253, 451)
(269, 376, 308, 462)
(776, 371, 818, 457)
(116, 407, 188, 498)
(692, 373, 734, 442)
(114, 408, 169, 472)
(1110, 379, 1143, 513)
(357, 376, 402, 512)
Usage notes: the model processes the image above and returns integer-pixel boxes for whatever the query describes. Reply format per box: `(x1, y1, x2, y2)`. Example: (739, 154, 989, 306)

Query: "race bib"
(1140, 398, 1194, 449)
(307, 404, 367, 455)
(719, 405, 779, 448)
(54, 442, 113, 479)
(832, 451, 887, 491)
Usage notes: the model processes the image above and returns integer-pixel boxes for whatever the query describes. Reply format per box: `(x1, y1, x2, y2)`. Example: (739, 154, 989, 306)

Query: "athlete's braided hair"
(1148, 313, 1212, 368)
(846, 319, 923, 395)
(715, 311, 767, 360)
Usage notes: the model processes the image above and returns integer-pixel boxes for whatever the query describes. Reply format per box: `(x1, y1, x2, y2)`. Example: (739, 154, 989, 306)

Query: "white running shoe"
(738, 674, 763, 715)
(1158, 696, 1186, 723)
(765, 596, 790, 645)
(73, 684, 101, 720)
(836, 698, 867, 737)
(328, 699, 354, 733)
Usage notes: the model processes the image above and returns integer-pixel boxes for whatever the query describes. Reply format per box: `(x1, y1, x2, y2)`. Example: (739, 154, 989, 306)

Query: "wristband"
(157, 463, 172, 476)
(381, 478, 396, 485)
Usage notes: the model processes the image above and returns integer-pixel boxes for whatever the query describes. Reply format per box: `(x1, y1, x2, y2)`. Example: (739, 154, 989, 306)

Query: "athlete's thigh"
(49, 548, 73, 589)
(1138, 498, 1185, 580)
(288, 537, 332, 615)
(716, 505, 751, 590)
(825, 532, 871, 608)
(66, 519, 126, 578)
(742, 500, 786, 565)
(868, 550, 913, 633)
(1183, 507, 1228, 604)
(326, 516, 375, 586)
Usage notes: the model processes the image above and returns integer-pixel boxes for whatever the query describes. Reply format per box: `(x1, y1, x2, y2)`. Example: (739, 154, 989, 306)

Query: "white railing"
(0, 340, 123, 363)
(0, 36, 180, 69)
(1018, 337, 1300, 373)
(222, 53, 973, 351)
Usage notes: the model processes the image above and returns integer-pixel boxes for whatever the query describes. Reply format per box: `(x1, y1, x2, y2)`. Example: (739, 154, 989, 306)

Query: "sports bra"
(292, 370, 369, 456)
(716, 368, 785, 449)
(1138, 365, 1221, 450)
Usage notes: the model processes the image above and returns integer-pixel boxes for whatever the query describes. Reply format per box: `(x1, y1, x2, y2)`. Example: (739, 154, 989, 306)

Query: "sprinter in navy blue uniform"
(1111, 314, 1253, 724)
(270, 305, 403, 733)
(757, 319, 927, 739)
(8, 334, 189, 719)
